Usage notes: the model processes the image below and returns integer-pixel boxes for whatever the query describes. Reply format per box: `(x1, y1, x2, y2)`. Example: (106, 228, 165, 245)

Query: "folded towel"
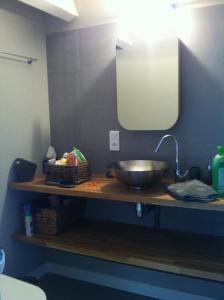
(167, 180, 218, 203)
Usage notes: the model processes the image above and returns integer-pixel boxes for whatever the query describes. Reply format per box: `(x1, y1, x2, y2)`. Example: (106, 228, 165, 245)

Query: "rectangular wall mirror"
(116, 36, 179, 131)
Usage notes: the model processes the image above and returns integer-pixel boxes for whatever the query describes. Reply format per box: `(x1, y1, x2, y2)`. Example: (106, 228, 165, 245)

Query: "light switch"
(109, 131, 120, 151)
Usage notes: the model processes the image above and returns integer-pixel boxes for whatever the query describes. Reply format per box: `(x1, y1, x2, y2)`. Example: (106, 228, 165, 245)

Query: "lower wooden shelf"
(14, 219, 224, 282)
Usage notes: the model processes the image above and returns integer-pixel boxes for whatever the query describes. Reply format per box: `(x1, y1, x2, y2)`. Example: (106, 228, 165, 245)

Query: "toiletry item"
(48, 158, 56, 165)
(46, 146, 56, 160)
(0, 249, 5, 274)
(77, 149, 87, 163)
(63, 152, 68, 159)
(73, 147, 87, 163)
(204, 159, 212, 185)
(43, 146, 57, 173)
(67, 152, 76, 166)
(212, 146, 224, 197)
(23, 203, 33, 237)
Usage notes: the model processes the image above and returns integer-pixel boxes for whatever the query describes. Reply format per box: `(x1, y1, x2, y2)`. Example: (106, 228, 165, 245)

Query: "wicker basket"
(46, 162, 91, 185)
(33, 200, 84, 235)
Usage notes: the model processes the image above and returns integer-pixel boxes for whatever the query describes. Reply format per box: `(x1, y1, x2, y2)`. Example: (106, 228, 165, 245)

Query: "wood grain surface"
(9, 174, 224, 211)
(13, 219, 224, 282)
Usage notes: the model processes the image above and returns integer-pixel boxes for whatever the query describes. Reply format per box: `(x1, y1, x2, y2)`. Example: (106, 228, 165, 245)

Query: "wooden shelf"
(9, 174, 224, 212)
(13, 219, 224, 282)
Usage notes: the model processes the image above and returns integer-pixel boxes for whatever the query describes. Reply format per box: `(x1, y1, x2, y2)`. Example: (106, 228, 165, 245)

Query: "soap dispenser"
(212, 146, 224, 197)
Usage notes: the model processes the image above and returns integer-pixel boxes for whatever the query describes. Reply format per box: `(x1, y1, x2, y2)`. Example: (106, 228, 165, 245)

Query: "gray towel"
(167, 180, 218, 202)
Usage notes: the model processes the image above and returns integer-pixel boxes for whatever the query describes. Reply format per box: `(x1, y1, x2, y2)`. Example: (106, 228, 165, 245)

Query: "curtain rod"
(0, 51, 37, 64)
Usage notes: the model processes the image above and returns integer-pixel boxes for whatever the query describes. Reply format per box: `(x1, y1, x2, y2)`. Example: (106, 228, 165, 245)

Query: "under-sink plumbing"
(135, 203, 161, 229)
(136, 203, 143, 218)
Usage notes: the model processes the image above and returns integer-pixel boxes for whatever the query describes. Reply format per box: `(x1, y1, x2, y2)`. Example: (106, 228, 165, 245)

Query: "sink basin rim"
(117, 160, 168, 172)
(110, 160, 168, 190)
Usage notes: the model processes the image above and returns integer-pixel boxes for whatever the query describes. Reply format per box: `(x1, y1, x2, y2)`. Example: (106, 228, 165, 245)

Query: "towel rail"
(0, 51, 37, 64)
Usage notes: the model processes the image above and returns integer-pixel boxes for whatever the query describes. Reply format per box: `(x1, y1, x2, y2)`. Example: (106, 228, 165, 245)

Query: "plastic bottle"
(72, 147, 87, 163)
(212, 146, 224, 197)
(204, 159, 212, 185)
(43, 146, 57, 173)
(23, 203, 33, 237)
(0, 249, 5, 274)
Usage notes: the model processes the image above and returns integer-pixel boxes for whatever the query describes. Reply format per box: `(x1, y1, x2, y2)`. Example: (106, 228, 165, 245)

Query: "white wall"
(0, 0, 50, 277)
(46, 0, 116, 34)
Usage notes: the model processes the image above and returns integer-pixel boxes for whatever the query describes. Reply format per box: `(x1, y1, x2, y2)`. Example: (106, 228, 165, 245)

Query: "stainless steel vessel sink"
(109, 160, 168, 190)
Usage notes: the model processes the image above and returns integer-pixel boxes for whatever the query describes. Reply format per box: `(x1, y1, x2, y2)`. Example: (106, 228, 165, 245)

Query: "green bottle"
(72, 147, 87, 163)
(212, 146, 224, 197)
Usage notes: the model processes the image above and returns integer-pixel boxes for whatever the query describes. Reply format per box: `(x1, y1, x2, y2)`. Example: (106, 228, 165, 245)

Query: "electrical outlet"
(109, 131, 120, 151)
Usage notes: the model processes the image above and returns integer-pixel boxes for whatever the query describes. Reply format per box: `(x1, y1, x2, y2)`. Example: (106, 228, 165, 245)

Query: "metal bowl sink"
(109, 160, 168, 190)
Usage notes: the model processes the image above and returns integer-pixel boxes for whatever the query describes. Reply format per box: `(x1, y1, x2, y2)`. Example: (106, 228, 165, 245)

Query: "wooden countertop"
(9, 174, 224, 212)
(13, 219, 224, 283)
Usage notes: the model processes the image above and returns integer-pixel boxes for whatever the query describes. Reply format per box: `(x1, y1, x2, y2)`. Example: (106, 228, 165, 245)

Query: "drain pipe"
(135, 203, 161, 229)
(136, 203, 143, 218)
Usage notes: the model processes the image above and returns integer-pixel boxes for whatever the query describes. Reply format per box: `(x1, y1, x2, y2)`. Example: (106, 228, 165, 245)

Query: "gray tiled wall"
(47, 24, 119, 172)
(47, 5, 224, 235)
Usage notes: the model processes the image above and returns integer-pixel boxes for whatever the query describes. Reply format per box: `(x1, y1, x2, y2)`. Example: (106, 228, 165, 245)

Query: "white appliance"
(0, 249, 46, 300)
(0, 275, 46, 300)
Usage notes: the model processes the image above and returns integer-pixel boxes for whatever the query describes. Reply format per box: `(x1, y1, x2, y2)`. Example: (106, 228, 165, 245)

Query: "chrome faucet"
(155, 135, 188, 181)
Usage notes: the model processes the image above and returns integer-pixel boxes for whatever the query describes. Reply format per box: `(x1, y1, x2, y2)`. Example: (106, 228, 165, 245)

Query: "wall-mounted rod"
(0, 51, 37, 64)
